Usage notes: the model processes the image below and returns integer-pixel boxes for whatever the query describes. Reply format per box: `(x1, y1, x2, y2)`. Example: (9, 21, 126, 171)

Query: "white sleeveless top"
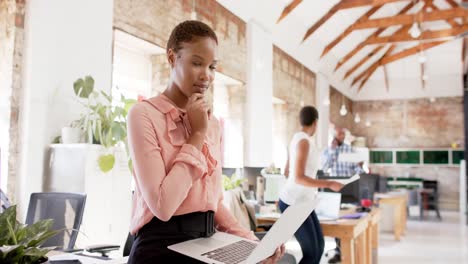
(279, 132, 319, 205)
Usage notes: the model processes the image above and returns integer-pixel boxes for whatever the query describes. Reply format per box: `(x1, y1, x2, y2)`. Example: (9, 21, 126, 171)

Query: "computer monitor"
(359, 174, 379, 200)
(317, 175, 360, 204)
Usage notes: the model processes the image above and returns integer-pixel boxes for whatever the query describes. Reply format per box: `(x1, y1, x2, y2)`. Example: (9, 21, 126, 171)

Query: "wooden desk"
(365, 208, 381, 264)
(257, 209, 381, 264)
(320, 216, 368, 264)
(374, 193, 407, 241)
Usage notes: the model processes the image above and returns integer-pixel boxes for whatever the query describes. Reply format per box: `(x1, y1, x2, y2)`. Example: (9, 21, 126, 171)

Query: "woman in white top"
(279, 106, 343, 264)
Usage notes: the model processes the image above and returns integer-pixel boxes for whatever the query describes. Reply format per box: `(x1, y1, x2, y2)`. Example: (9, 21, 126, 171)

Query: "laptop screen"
(315, 192, 341, 219)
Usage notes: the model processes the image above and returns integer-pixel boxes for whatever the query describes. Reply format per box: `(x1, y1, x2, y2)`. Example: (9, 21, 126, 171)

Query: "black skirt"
(127, 214, 211, 264)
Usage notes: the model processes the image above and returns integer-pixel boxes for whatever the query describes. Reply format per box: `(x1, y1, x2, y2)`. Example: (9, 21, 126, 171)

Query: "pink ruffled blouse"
(127, 94, 256, 240)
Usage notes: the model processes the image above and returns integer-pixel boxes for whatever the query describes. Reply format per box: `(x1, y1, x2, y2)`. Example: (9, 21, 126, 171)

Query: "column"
(244, 20, 273, 167)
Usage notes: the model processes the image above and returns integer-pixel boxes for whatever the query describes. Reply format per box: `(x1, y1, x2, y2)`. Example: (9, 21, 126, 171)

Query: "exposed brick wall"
(329, 88, 463, 210)
(353, 97, 464, 148)
(329, 87, 355, 133)
(354, 96, 463, 210)
(5, 0, 26, 202)
(114, 0, 247, 82)
(273, 46, 316, 145)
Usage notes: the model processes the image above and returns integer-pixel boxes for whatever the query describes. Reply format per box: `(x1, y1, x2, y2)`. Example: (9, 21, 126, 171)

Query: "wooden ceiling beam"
(302, 1, 344, 42)
(335, 1, 417, 71)
(352, 41, 446, 88)
(302, 0, 409, 42)
(427, 2, 459, 27)
(321, 5, 382, 58)
(276, 0, 303, 23)
(353, 45, 396, 88)
(444, 0, 460, 8)
(352, 8, 468, 29)
(343, 46, 385, 79)
(358, 64, 379, 91)
(339, 0, 411, 9)
(381, 40, 447, 65)
(365, 25, 468, 44)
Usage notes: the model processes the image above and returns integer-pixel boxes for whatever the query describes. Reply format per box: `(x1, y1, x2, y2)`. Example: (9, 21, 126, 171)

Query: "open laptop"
(316, 192, 341, 221)
(168, 199, 319, 264)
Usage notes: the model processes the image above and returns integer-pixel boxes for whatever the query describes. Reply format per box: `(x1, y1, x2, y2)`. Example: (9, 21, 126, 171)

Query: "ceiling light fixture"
(340, 104, 348, 116)
(354, 113, 361, 123)
(409, 0, 422, 39)
(191, 0, 197, 20)
(418, 52, 426, 64)
(409, 22, 422, 38)
(340, 95, 347, 116)
(365, 120, 372, 127)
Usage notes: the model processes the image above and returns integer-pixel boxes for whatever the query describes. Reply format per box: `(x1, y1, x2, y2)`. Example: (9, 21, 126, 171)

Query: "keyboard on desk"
(201, 240, 257, 264)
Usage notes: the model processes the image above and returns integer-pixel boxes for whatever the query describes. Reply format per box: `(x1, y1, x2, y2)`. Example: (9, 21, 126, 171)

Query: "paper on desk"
(338, 152, 365, 163)
(48, 253, 128, 264)
(332, 174, 360, 186)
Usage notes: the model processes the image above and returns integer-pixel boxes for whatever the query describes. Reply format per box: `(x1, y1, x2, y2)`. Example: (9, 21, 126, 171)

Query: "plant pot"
(61, 127, 81, 144)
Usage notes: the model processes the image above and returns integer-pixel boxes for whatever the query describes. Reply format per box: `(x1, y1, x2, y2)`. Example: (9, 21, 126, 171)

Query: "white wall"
(0, 1, 15, 192)
(244, 20, 273, 167)
(17, 0, 114, 218)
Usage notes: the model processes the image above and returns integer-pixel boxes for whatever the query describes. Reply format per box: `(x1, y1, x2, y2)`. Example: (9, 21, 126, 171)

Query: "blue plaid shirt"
(321, 143, 364, 176)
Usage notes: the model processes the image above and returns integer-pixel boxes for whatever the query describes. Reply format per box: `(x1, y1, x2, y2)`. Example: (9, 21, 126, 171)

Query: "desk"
(47, 251, 128, 263)
(374, 193, 407, 241)
(365, 208, 381, 264)
(320, 216, 368, 264)
(257, 208, 381, 264)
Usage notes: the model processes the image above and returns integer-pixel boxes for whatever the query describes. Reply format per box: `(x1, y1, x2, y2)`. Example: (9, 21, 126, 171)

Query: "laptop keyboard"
(201, 240, 257, 264)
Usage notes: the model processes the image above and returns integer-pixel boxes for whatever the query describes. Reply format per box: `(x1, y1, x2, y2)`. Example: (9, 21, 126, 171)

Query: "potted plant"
(71, 76, 137, 173)
(0, 205, 58, 264)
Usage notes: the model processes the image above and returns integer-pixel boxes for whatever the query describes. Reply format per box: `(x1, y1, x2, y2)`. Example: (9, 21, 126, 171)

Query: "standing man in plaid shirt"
(321, 127, 364, 263)
(322, 127, 364, 177)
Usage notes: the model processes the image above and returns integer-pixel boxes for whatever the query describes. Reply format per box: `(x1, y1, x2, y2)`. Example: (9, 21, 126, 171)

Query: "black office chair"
(26, 192, 87, 251)
(419, 180, 442, 220)
(1, 188, 11, 213)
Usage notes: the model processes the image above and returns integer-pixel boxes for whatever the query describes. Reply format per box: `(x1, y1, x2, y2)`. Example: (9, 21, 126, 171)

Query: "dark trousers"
(279, 199, 324, 264)
(127, 217, 204, 264)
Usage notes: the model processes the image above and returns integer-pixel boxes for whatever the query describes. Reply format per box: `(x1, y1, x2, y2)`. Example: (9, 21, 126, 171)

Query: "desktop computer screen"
(317, 175, 360, 204)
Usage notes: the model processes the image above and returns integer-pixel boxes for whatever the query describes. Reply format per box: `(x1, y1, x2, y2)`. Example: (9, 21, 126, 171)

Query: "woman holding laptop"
(279, 106, 344, 264)
(126, 20, 284, 263)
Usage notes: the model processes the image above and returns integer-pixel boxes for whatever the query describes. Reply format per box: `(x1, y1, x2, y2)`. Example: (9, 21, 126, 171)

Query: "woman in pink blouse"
(126, 20, 284, 263)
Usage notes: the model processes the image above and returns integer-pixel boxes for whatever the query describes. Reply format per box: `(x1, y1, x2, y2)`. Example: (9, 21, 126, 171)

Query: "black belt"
(137, 211, 215, 238)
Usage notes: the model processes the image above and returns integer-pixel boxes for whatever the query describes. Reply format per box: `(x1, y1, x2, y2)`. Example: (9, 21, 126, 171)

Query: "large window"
(212, 74, 244, 168)
(369, 148, 464, 166)
(423, 151, 449, 164)
(370, 151, 393, 164)
(112, 30, 165, 100)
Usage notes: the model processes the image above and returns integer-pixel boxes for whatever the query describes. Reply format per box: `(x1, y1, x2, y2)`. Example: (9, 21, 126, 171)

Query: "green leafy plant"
(222, 174, 246, 191)
(0, 205, 58, 264)
(71, 76, 137, 173)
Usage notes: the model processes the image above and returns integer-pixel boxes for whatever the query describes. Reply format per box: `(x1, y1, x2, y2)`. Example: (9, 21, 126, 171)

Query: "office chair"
(26, 192, 87, 251)
(0, 188, 11, 213)
(419, 180, 442, 220)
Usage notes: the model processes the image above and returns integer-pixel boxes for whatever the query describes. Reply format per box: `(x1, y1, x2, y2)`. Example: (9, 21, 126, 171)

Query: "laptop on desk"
(316, 192, 341, 221)
(168, 199, 319, 264)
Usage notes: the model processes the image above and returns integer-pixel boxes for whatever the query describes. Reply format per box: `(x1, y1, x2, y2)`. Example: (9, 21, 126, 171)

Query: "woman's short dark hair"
(299, 106, 319, 126)
(167, 20, 218, 54)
